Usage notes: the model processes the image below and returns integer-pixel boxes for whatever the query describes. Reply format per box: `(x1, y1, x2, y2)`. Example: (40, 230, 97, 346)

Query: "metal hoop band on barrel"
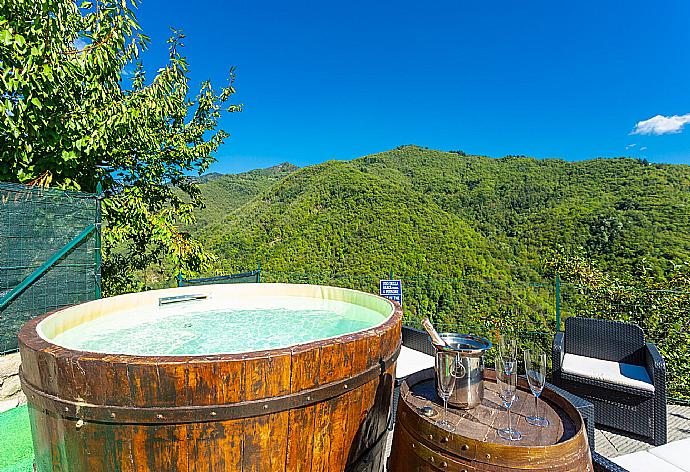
(20, 346, 400, 425)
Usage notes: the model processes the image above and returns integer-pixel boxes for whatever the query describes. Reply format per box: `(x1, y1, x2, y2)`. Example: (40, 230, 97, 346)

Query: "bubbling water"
(51, 295, 385, 355)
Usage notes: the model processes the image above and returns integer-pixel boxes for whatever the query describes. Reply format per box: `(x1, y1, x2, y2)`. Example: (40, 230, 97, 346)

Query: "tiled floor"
(595, 403, 690, 458)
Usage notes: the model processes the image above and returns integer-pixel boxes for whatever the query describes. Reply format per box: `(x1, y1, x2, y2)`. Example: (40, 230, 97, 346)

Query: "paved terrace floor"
(384, 402, 690, 469)
(594, 403, 690, 459)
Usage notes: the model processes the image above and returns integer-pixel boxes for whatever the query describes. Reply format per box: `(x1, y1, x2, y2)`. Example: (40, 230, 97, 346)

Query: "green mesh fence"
(179, 269, 260, 286)
(262, 270, 380, 292)
(0, 182, 100, 354)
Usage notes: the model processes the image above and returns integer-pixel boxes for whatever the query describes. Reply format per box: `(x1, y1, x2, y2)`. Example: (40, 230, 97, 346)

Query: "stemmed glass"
(524, 349, 549, 427)
(496, 355, 521, 441)
(497, 334, 519, 400)
(435, 350, 462, 432)
(497, 334, 518, 376)
(496, 334, 520, 401)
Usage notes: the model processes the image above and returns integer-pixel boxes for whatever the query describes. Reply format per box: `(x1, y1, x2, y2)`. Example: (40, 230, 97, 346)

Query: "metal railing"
(258, 268, 690, 403)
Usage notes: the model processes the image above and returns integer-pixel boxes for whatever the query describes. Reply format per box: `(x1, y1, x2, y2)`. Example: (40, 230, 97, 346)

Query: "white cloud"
(625, 143, 636, 150)
(631, 113, 690, 135)
(640, 146, 648, 151)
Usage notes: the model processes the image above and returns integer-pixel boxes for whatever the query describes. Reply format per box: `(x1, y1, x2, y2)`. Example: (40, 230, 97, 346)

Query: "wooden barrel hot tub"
(18, 283, 402, 472)
(389, 368, 593, 472)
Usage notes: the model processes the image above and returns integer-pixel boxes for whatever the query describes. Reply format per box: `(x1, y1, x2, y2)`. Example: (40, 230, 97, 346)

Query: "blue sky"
(133, 0, 690, 173)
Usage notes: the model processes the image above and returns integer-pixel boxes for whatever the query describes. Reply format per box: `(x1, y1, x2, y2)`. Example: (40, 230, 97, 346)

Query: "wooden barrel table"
(389, 368, 593, 472)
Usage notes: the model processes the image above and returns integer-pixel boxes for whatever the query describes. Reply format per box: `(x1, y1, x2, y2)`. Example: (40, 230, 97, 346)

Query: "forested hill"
(195, 146, 690, 283)
(188, 162, 299, 231)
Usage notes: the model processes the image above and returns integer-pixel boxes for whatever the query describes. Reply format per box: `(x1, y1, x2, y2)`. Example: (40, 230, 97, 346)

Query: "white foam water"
(51, 295, 385, 355)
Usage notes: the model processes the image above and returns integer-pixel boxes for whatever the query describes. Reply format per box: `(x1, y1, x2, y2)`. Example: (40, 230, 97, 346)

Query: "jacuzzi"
(18, 283, 402, 472)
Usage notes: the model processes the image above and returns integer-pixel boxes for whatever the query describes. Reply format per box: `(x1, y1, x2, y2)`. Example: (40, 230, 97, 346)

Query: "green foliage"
(187, 146, 690, 397)
(202, 158, 504, 282)
(195, 146, 689, 286)
(0, 0, 240, 294)
(188, 162, 299, 232)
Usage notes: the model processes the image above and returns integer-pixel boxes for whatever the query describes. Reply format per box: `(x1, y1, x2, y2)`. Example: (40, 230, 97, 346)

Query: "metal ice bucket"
(434, 333, 492, 409)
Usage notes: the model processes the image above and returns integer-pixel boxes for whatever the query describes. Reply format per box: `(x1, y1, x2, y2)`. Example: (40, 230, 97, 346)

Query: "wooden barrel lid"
(393, 368, 592, 470)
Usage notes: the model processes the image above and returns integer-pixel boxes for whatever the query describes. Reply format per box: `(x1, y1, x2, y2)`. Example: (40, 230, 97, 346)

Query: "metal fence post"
(94, 182, 102, 299)
(0, 224, 97, 311)
(555, 274, 562, 331)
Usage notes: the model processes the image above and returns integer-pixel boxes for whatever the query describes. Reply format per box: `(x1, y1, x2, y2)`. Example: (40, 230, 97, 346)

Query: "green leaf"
(0, 29, 11, 45)
(16, 168, 34, 182)
(61, 150, 76, 161)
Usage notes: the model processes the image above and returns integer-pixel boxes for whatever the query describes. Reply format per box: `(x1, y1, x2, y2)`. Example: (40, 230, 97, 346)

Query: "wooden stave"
(19, 298, 402, 472)
(388, 369, 593, 472)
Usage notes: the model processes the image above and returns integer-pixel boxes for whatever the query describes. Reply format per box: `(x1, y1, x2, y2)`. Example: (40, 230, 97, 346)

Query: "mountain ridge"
(193, 145, 689, 285)
(188, 162, 300, 230)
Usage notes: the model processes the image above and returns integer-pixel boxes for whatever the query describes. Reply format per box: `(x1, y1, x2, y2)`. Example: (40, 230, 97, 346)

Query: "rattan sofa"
(552, 317, 667, 446)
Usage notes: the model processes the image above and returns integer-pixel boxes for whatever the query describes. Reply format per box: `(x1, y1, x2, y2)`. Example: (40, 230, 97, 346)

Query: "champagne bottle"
(421, 317, 447, 347)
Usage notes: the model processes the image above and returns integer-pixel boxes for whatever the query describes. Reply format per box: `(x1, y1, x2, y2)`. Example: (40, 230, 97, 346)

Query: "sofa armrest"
(645, 342, 668, 445)
(644, 342, 666, 386)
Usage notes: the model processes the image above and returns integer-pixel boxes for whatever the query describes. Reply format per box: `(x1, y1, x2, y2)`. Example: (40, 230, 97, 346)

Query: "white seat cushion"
(396, 346, 435, 379)
(613, 451, 685, 471)
(649, 437, 690, 470)
(562, 353, 655, 392)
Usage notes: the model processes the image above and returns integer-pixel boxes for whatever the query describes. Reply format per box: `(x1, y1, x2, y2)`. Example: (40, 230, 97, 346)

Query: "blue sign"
(380, 279, 402, 304)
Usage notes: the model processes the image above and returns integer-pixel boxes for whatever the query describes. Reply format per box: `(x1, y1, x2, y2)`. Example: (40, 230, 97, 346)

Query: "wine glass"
(497, 333, 519, 399)
(524, 348, 549, 427)
(497, 333, 518, 374)
(496, 353, 522, 441)
(435, 350, 461, 432)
